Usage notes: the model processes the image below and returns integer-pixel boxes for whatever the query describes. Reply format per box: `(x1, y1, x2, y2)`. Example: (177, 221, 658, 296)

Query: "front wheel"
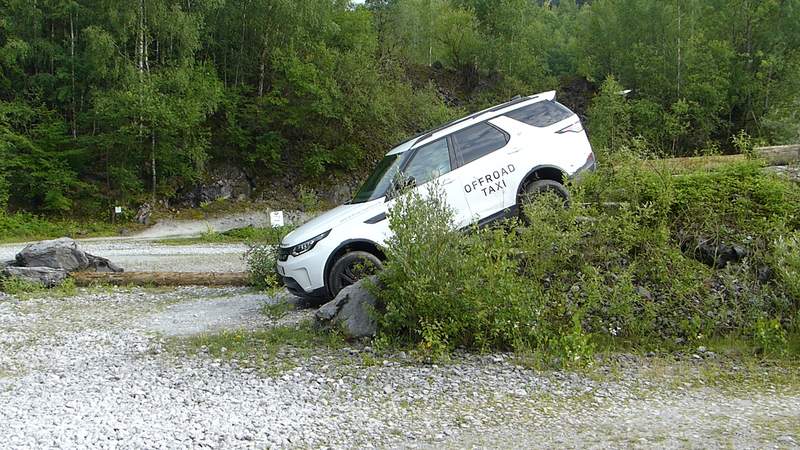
(517, 179, 569, 223)
(327, 251, 383, 298)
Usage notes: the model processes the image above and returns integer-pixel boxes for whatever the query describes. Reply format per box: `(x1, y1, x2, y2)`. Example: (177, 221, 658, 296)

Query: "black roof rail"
(486, 95, 530, 113)
(406, 94, 540, 146)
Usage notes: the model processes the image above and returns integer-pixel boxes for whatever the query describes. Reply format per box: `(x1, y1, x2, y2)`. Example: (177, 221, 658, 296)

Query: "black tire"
(518, 179, 570, 222)
(327, 250, 383, 298)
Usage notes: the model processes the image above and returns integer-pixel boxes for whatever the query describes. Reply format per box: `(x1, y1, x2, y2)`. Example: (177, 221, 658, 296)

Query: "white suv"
(276, 91, 595, 299)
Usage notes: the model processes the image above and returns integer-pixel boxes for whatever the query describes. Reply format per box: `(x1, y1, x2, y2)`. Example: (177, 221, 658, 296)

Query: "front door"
(398, 137, 474, 227)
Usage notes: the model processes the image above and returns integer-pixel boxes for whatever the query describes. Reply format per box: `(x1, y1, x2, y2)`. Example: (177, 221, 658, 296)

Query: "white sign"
(114, 206, 123, 214)
(270, 211, 285, 228)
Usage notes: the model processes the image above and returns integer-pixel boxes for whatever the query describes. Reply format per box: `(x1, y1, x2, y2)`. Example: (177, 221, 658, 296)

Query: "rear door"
(449, 122, 512, 222)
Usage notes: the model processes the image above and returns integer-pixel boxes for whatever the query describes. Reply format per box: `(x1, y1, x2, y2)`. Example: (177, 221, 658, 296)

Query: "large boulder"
(14, 237, 123, 273)
(315, 276, 381, 339)
(16, 238, 90, 271)
(2, 267, 68, 288)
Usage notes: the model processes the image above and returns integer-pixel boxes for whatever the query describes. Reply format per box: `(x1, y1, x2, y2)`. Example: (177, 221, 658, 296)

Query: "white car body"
(276, 91, 595, 299)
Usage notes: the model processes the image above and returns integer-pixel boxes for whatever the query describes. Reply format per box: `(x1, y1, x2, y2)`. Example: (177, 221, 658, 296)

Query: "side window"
(402, 138, 452, 186)
(451, 122, 508, 166)
(505, 100, 573, 127)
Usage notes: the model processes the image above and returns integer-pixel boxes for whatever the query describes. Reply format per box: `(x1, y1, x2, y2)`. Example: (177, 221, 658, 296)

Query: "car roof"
(385, 90, 557, 156)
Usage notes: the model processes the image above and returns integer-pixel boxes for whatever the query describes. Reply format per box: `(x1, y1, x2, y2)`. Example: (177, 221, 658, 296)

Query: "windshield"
(351, 153, 407, 203)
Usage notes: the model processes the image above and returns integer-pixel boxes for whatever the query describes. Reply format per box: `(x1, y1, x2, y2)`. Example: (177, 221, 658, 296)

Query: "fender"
(323, 238, 385, 295)
(515, 164, 569, 198)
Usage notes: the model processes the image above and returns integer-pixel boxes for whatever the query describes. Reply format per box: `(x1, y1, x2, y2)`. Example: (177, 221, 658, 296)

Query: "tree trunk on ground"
(72, 272, 250, 287)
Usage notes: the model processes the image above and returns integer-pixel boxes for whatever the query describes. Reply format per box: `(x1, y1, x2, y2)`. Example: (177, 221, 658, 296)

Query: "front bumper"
(275, 240, 334, 297)
(278, 272, 328, 298)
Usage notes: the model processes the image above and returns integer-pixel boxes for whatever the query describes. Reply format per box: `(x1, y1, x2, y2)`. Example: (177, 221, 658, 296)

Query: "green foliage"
(0, 277, 44, 296)
(753, 316, 789, 357)
(377, 156, 800, 363)
(245, 243, 279, 291)
(773, 233, 800, 301)
(587, 76, 632, 152)
(0, 212, 118, 243)
(1, 0, 800, 218)
(176, 321, 344, 373)
(297, 186, 321, 212)
(0, 276, 77, 299)
(244, 225, 294, 291)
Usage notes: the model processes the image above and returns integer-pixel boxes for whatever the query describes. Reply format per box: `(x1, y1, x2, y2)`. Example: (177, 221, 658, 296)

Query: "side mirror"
(385, 176, 416, 201)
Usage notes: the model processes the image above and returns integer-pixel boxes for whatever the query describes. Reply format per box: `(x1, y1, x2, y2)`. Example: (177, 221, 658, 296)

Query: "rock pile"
(1, 237, 123, 287)
(315, 276, 381, 339)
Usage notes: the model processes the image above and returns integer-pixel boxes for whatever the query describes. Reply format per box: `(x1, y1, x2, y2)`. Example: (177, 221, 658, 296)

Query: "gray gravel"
(0, 241, 248, 273)
(1, 287, 798, 449)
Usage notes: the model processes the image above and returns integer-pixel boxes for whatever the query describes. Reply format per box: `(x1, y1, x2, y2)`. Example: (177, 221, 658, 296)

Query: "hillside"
(1, 0, 800, 221)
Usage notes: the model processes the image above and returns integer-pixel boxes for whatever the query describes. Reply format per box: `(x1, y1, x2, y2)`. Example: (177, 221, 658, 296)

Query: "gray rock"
(16, 238, 90, 271)
(682, 236, 749, 268)
(322, 183, 353, 206)
(315, 276, 381, 339)
(14, 238, 123, 273)
(178, 164, 253, 207)
(86, 254, 124, 273)
(636, 286, 653, 301)
(134, 203, 153, 225)
(2, 266, 68, 288)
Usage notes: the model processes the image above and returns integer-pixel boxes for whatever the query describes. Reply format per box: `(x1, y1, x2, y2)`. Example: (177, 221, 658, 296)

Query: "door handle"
(440, 178, 454, 186)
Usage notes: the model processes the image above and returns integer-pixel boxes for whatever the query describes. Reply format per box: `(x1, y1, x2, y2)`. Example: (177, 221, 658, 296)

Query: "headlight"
(291, 230, 331, 257)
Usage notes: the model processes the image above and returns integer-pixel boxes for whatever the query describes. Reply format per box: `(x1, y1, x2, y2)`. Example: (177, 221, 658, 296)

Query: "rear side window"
(450, 122, 508, 166)
(505, 100, 573, 127)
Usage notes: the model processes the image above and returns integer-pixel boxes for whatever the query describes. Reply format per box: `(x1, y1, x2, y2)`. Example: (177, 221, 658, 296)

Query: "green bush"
(0, 212, 118, 243)
(246, 243, 280, 291)
(376, 156, 800, 362)
(378, 185, 543, 356)
(243, 225, 295, 291)
(772, 232, 800, 301)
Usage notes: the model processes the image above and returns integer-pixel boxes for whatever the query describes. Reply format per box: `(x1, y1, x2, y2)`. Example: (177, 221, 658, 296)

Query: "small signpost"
(112, 206, 123, 224)
(270, 211, 285, 228)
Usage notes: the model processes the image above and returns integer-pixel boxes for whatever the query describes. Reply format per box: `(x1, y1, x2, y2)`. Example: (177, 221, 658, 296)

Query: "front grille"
(277, 246, 292, 262)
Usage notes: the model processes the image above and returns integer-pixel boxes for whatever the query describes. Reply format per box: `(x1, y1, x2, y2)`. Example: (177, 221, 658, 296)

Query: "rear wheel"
(517, 179, 569, 222)
(327, 251, 383, 298)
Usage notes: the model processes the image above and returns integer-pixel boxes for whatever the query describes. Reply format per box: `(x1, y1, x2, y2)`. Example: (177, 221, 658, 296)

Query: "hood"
(281, 200, 382, 247)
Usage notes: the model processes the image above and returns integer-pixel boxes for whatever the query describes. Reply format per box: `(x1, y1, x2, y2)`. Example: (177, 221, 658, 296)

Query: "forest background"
(1, 0, 799, 218)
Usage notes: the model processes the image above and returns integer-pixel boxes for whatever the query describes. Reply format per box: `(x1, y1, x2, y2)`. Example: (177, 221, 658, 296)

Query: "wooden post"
(71, 272, 250, 287)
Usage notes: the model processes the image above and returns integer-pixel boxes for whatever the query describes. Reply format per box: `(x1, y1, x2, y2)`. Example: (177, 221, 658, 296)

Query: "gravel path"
(133, 211, 272, 239)
(0, 241, 248, 273)
(0, 288, 798, 449)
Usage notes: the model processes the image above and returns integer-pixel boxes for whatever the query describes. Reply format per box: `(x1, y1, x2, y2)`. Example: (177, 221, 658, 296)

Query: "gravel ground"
(0, 287, 798, 449)
(134, 211, 273, 239)
(767, 165, 800, 182)
(0, 241, 248, 273)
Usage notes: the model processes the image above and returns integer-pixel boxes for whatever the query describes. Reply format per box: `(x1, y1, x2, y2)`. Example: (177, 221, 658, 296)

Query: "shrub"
(376, 154, 800, 362)
(379, 185, 535, 354)
(0, 212, 118, 243)
(773, 232, 800, 301)
(243, 226, 294, 291)
(246, 243, 280, 291)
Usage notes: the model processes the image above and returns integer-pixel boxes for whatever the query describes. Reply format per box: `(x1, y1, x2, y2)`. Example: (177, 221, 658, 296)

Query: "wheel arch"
(516, 164, 569, 200)
(323, 239, 386, 295)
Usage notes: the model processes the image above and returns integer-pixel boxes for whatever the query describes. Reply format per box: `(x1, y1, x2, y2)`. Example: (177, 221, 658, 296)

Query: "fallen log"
(756, 144, 800, 166)
(651, 144, 799, 173)
(71, 271, 250, 287)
